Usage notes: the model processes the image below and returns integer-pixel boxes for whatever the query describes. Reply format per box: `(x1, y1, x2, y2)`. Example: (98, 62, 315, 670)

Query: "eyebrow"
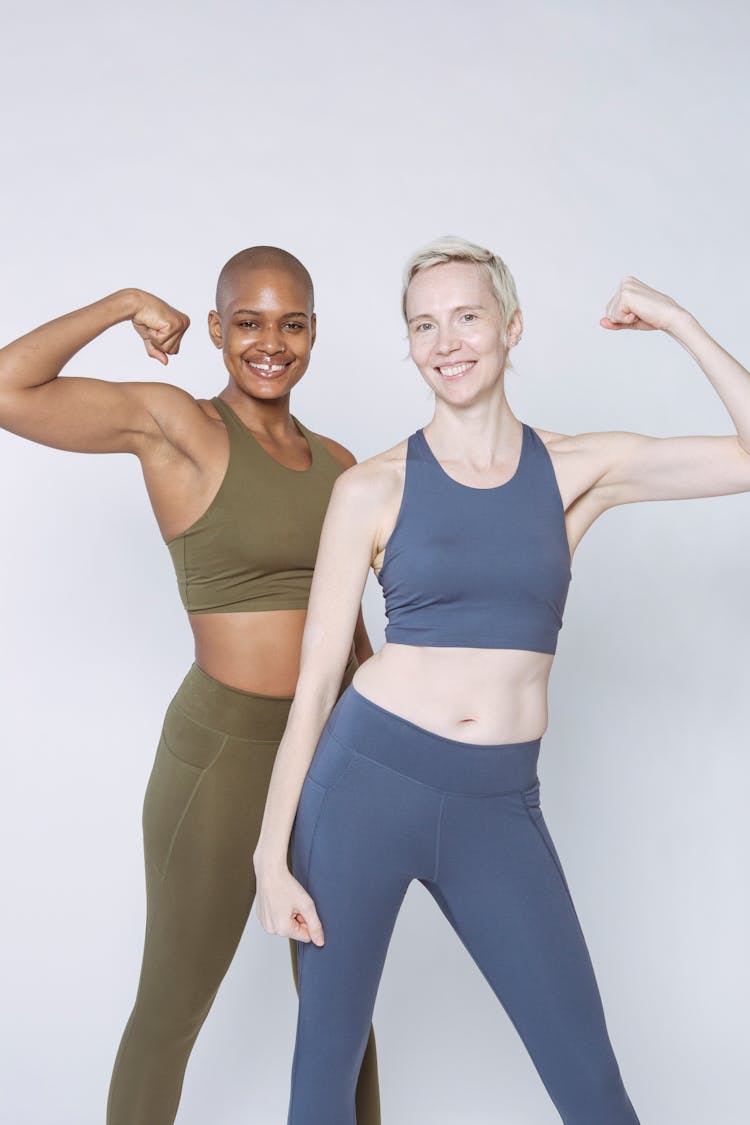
(407, 304, 485, 325)
(232, 309, 310, 318)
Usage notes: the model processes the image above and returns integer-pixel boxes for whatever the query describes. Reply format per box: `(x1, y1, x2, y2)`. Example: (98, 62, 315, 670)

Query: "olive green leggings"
(107, 654, 379, 1125)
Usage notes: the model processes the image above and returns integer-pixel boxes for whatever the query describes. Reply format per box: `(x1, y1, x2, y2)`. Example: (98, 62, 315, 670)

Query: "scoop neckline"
(215, 397, 316, 474)
(417, 423, 527, 492)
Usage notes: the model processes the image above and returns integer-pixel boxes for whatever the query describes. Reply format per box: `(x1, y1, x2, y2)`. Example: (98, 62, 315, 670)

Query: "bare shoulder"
(311, 431, 358, 471)
(321, 437, 408, 540)
(137, 385, 225, 466)
(530, 423, 586, 454)
(529, 422, 646, 515)
(335, 438, 411, 570)
(306, 430, 408, 493)
(122, 379, 209, 431)
(339, 436, 409, 493)
(531, 423, 640, 458)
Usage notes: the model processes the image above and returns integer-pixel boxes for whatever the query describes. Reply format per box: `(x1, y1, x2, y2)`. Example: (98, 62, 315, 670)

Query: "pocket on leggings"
(521, 781, 577, 907)
(306, 729, 354, 792)
(161, 700, 228, 769)
(292, 733, 354, 885)
(142, 730, 225, 881)
(291, 776, 328, 886)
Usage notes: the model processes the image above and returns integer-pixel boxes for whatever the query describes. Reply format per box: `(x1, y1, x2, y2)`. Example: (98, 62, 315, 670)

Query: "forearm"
(667, 309, 750, 450)
(0, 289, 138, 392)
(254, 683, 340, 871)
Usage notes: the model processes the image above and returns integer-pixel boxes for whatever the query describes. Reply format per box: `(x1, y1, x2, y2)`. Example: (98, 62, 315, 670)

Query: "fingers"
(600, 314, 646, 332)
(131, 298, 190, 361)
(293, 902, 326, 947)
(143, 337, 168, 365)
(256, 884, 325, 946)
(602, 277, 640, 329)
(135, 322, 188, 363)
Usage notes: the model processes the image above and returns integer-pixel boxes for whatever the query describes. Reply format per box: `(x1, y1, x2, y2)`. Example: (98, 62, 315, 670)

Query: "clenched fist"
(129, 290, 191, 365)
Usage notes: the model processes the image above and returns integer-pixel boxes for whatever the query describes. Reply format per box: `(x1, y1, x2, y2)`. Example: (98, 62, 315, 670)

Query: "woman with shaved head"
(0, 247, 380, 1124)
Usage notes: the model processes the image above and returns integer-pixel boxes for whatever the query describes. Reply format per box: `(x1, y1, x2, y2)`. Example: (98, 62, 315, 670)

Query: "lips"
(436, 360, 476, 379)
(244, 358, 294, 378)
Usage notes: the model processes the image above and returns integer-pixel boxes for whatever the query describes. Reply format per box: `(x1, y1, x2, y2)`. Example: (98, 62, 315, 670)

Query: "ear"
(310, 311, 317, 349)
(507, 307, 524, 346)
(207, 310, 223, 349)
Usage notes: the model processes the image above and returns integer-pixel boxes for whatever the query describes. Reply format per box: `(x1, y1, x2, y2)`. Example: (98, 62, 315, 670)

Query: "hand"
(129, 290, 190, 365)
(255, 861, 325, 946)
(600, 276, 685, 333)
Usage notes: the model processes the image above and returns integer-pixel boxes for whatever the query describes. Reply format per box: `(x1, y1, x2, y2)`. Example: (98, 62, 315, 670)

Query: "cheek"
(227, 328, 255, 351)
(284, 338, 310, 363)
(469, 324, 502, 356)
(410, 334, 433, 367)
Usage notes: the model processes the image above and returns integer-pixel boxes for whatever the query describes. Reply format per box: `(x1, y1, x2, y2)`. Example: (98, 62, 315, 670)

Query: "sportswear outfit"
(107, 398, 380, 1125)
(288, 422, 640, 1124)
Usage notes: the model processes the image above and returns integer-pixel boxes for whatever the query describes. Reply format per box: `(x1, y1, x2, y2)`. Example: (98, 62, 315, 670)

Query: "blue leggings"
(289, 684, 640, 1124)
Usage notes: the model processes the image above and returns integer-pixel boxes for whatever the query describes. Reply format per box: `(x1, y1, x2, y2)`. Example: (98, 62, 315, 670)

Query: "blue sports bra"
(375, 423, 572, 654)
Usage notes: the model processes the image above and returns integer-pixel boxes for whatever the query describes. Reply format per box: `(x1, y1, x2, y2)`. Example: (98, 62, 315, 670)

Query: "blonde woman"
(255, 236, 750, 1123)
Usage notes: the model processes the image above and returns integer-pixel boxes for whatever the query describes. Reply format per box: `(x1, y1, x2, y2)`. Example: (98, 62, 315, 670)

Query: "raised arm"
(0, 288, 191, 455)
(253, 461, 382, 945)
(572, 277, 750, 508)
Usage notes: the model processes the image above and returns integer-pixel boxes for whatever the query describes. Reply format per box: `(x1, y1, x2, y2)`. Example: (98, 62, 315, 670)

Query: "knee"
(127, 977, 213, 1045)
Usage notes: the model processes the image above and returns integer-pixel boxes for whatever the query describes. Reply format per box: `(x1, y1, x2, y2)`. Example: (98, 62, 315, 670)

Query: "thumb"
(294, 902, 325, 947)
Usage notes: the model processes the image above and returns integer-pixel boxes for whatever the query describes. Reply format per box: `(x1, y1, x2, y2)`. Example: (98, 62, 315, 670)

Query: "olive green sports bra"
(166, 396, 345, 614)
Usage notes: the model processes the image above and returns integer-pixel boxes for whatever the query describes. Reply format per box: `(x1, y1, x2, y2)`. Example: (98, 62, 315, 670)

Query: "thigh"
(289, 741, 418, 1124)
(426, 784, 638, 1122)
(292, 752, 409, 1009)
(141, 707, 279, 1006)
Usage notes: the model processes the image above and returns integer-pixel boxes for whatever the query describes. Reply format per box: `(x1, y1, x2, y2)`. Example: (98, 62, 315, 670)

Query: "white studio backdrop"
(0, 1, 748, 1123)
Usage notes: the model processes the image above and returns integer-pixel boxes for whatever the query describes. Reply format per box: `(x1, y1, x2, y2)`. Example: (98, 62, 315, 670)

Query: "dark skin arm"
(0, 289, 194, 455)
(0, 286, 374, 688)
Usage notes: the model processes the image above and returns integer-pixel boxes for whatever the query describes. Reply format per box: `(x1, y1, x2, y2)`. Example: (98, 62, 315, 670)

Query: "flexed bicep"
(0, 288, 192, 455)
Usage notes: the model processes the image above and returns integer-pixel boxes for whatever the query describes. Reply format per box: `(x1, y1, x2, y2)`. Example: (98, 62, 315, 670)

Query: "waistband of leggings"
(171, 651, 359, 742)
(326, 683, 541, 796)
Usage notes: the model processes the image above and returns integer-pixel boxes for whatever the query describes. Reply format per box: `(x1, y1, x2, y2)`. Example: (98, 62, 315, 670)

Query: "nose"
(434, 330, 460, 356)
(256, 332, 285, 355)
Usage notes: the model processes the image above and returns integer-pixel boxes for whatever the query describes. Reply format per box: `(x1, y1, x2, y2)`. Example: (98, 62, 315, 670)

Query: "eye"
(283, 322, 305, 331)
(238, 320, 259, 330)
(461, 312, 477, 323)
(413, 321, 434, 333)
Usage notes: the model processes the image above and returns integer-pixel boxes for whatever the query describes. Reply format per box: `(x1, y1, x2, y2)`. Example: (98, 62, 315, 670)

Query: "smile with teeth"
(437, 360, 476, 378)
(246, 359, 292, 377)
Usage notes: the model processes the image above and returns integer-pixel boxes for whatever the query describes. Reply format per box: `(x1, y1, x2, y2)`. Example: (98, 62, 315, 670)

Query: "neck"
(219, 382, 297, 436)
(427, 390, 520, 458)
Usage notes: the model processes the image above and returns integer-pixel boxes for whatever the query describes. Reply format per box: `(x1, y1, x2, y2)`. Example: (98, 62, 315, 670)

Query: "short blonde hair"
(402, 235, 520, 336)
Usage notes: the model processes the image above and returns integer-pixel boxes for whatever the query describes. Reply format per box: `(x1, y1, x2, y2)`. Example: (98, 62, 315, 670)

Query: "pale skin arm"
(0, 289, 192, 455)
(253, 466, 379, 945)
(316, 437, 375, 666)
(586, 278, 750, 505)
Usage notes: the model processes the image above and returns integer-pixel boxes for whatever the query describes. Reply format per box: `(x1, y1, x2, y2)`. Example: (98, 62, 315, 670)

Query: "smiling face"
(405, 261, 521, 405)
(208, 265, 316, 401)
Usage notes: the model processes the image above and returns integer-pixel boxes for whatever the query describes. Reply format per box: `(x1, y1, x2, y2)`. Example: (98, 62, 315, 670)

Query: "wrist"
(106, 288, 143, 323)
(663, 305, 697, 340)
(253, 846, 288, 877)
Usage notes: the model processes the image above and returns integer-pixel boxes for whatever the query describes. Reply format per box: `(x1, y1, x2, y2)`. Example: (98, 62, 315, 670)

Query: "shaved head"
(215, 246, 314, 315)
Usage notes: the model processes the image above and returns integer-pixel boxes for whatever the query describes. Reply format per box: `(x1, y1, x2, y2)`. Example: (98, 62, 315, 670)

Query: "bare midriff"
(190, 609, 332, 697)
(351, 644, 554, 745)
